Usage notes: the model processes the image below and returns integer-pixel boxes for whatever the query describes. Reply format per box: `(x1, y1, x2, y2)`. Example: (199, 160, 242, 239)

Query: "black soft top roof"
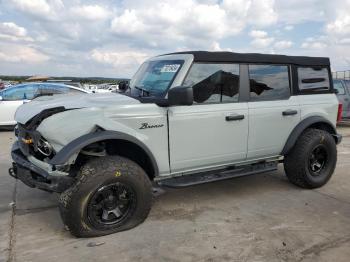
(164, 51, 330, 66)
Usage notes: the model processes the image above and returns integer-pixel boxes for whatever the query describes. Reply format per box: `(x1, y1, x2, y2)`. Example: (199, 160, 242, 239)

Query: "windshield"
(129, 59, 184, 97)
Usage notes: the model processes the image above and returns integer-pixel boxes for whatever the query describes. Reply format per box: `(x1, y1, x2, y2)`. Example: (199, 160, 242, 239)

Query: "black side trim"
(281, 116, 339, 155)
(239, 64, 249, 102)
(49, 131, 159, 176)
(158, 161, 278, 188)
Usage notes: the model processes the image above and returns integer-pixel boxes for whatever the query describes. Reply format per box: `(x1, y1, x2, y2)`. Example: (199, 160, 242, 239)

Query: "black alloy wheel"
(87, 183, 136, 228)
(308, 144, 328, 175)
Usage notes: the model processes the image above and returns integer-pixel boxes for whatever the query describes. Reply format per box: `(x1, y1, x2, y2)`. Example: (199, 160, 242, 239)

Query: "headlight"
(37, 138, 54, 156)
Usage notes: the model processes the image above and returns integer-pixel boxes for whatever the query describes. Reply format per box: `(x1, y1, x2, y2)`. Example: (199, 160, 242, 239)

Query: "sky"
(0, 0, 350, 78)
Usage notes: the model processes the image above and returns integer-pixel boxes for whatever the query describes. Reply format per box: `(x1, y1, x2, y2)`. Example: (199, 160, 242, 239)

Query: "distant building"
(26, 75, 52, 82)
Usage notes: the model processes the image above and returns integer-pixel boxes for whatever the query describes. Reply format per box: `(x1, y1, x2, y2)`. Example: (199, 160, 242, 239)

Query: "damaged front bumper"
(9, 142, 75, 193)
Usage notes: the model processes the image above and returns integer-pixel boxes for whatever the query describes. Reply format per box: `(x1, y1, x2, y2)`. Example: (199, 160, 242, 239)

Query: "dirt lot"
(1, 126, 350, 262)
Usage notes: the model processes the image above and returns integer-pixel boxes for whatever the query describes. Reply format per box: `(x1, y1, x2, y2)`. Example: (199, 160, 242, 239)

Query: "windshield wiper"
(134, 86, 150, 97)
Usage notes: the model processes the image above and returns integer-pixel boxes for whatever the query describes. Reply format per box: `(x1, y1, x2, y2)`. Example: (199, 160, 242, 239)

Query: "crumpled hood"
(15, 93, 140, 124)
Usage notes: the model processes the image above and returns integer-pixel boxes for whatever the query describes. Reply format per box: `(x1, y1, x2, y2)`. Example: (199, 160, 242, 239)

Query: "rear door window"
(297, 67, 330, 91)
(39, 84, 69, 96)
(248, 65, 290, 101)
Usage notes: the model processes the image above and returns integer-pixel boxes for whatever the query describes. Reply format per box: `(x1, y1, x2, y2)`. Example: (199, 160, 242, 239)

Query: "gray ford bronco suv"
(9, 51, 342, 237)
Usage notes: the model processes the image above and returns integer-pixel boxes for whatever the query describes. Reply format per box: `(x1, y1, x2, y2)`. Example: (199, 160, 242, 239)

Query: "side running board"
(158, 161, 278, 188)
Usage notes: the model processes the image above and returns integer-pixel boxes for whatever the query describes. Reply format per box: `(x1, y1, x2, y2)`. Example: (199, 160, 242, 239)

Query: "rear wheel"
(284, 128, 337, 189)
(58, 155, 152, 237)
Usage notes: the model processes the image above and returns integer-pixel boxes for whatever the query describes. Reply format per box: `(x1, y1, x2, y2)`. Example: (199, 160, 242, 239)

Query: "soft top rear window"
(297, 67, 330, 91)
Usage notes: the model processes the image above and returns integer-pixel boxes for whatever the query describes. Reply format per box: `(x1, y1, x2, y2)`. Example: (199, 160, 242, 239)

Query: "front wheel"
(284, 128, 337, 189)
(58, 155, 152, 237)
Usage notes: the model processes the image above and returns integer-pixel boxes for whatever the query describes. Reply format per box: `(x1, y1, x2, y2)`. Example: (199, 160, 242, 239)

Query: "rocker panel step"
(158, 161, 278, 188)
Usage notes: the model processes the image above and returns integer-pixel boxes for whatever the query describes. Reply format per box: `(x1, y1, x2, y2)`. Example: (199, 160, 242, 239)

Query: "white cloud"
(110, 0, 278, 49)
(284, 25, 294, 31)
(111, 9, 146, 35)
(0, 44, 49, 63)
(301, 40, 327, 49)
(90, 49, 149, 68)
(249, 30, 274, 48)
(0, 22, 33, 41)
(274, 40, 293, 49)
(9, 0, 53, 18)
(338, 38, 350, 45)
(326, 14, 350, 36)
(249, 30, 268, 38)
(1, 0, 350, 75)
(247, 0, 278, 27)
(251, 37, 274, 48)
(70, 5, 111, 21)
(274, 0, 327, 24)
(0, 22, 26, 37)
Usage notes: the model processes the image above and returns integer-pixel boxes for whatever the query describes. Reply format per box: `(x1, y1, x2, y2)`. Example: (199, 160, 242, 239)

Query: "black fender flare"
(281, 116, 340, 155)
(49, 131, 159, 176)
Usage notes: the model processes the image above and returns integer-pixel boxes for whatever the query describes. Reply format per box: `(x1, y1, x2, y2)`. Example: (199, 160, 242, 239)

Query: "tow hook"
(8, 166, 18, 179)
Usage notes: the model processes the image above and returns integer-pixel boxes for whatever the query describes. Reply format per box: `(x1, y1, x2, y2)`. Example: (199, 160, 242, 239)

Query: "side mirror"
(168, 86, 193, 106)
(0, 95, 3, 101)
(118, 81, 129, 92)
(334, 89, 339, 94)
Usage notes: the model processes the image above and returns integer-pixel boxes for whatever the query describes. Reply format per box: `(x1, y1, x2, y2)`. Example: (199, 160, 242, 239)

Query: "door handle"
(225, 114, 245, 121)
(282, 110, 298, 116)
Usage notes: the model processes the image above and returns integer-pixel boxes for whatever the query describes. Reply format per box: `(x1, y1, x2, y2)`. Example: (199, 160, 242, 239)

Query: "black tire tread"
(284, 128, 337, 189)
(59, 155, 152, 237)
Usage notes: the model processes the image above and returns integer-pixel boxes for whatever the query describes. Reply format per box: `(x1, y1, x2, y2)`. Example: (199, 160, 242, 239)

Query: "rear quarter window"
(297, 67, 330, 92)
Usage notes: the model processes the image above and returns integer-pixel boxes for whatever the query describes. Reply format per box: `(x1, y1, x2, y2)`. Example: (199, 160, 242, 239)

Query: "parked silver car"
(334, 79, 350, 119)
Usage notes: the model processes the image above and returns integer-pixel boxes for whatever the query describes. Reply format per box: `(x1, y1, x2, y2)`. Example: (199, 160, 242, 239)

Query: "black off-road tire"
(58, 155, 152, 238)
(284, 128, 337, 189)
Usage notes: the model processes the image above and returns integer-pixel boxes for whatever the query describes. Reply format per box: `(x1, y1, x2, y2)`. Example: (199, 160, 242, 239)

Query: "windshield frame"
(128, 54, 194, 98)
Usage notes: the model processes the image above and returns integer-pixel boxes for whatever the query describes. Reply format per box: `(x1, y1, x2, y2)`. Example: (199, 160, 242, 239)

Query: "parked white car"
(0, 82, 88, 128)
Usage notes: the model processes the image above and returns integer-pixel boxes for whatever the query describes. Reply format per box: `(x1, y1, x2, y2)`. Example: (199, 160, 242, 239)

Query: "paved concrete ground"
(1, 126, 350, 262)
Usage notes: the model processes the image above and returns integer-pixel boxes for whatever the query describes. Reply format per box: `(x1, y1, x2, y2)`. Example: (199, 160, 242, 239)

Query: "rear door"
(246, 64, 300, 159)
(168, 63, 248, 174)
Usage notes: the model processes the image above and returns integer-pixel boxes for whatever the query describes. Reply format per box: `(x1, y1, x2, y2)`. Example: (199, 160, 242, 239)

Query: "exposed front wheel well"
(74, 139, 156, 181)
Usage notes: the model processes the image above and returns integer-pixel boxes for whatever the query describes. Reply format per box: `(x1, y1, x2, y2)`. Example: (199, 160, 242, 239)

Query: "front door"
(168, 63, 248, 174)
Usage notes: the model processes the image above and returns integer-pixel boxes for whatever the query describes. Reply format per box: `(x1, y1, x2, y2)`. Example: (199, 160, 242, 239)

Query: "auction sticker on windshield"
(160, 64, 181, 73)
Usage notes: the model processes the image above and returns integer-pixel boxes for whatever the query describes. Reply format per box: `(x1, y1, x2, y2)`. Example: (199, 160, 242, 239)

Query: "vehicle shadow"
(150, 169, 295, 220)
(0, 126, 15, 132)
(13, 168, 297, 238)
